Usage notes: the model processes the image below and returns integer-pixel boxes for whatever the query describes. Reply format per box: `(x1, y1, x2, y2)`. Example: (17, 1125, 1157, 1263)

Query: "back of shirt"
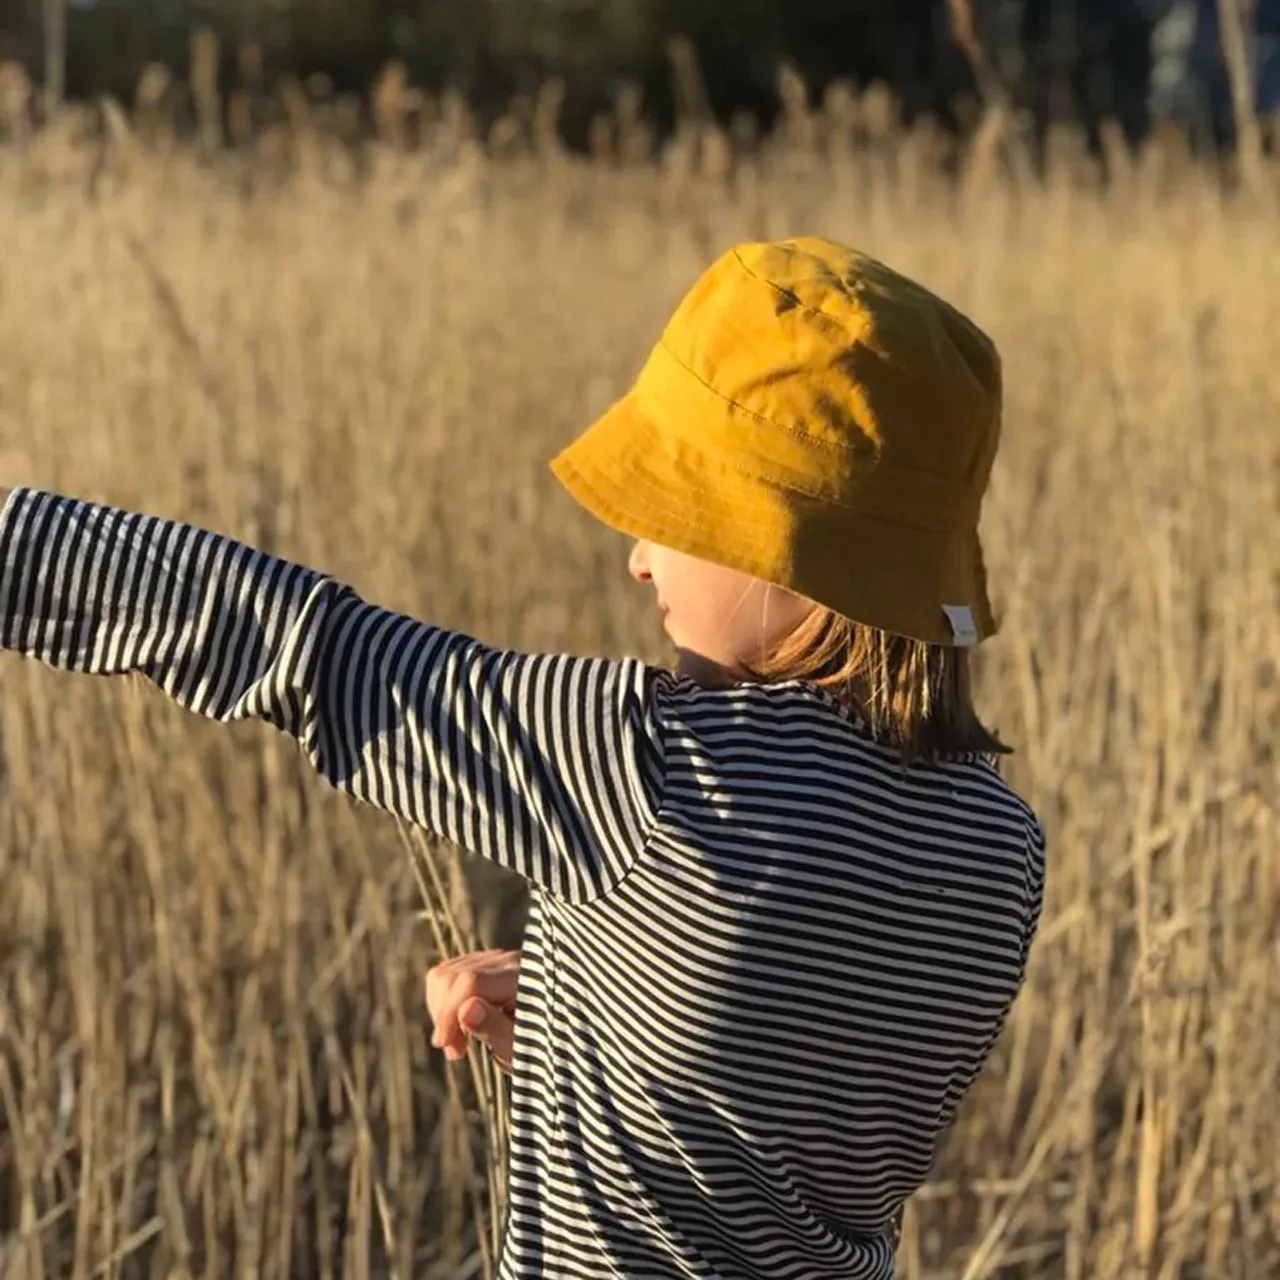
(504, 677, 1044, 1280)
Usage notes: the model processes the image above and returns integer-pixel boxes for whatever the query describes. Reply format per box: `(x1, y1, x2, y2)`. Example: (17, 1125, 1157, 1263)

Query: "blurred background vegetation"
(1, 5, 1278, 1280)
(0, 1, 1277, 155)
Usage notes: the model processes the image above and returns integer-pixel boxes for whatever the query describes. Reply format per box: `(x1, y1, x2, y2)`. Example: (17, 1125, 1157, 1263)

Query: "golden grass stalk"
(373, 60, 409, 152)
(1215, 0, 1269, 200)
(0, 60, 32, 144)
(533, 79, 566, 163)
(189, 27, 222, 156)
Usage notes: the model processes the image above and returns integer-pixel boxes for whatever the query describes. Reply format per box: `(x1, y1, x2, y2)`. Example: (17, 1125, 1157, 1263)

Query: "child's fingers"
(425, 955, 520, 1021)
(425, 955, 521, 1058)
(458, 998, 516, 1072)
(428, 971, 519, 1052)
(436, 998, 515, 1067)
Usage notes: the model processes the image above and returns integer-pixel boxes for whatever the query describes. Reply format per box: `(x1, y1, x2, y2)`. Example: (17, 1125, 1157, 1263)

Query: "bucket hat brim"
(550, 392, 997, 648)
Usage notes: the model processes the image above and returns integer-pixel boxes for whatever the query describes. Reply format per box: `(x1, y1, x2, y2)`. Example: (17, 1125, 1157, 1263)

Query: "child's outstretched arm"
(0, 487, 665, 904)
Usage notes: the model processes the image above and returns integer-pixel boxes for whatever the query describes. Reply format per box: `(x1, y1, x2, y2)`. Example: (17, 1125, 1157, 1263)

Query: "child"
(0, 237, 1045, 1279)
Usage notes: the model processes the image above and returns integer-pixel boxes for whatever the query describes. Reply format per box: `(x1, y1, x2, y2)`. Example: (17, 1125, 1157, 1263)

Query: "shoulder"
(646, 676, 1043, 831)
(645, 673, 858, 739)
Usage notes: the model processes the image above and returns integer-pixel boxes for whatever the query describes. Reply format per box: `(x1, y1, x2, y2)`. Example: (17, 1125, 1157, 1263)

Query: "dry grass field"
(0, 83, 1277, 1279)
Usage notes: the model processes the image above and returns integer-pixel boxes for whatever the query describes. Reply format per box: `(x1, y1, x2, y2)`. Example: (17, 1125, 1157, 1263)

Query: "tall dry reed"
(0, 88, 1277, 1279)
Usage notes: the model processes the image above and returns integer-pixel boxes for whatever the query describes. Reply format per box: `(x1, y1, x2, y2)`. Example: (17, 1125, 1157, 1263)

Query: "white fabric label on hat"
(942, 604, 978, 646)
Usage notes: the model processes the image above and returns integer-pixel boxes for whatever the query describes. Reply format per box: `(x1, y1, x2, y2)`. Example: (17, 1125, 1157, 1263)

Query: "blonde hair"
(747, 606, 1010, 766)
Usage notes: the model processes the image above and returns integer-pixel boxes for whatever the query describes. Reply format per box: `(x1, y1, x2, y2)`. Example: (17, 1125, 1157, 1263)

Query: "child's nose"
(628, 541, 652, 583)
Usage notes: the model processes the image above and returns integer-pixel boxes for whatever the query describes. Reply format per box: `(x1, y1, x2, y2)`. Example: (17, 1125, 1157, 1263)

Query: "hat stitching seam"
(581, 440, 979, 537)
(654, 338, 863, 460)
(730, 246, 863, 339)
(619, 412, 979, 532)
(711, 452, 982, 533)
(654, 338, 961, 484)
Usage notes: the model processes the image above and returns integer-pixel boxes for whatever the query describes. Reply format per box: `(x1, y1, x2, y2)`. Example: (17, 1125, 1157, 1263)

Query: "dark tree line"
(0, 1, 1276, 150)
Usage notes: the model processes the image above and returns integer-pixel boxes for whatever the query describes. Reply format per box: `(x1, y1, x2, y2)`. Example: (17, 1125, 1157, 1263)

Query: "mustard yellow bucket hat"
(550, 237, 1002, 647)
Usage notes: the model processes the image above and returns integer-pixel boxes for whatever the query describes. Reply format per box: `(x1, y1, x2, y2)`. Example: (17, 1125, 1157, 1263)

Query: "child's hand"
(425, 948, 520, 1074)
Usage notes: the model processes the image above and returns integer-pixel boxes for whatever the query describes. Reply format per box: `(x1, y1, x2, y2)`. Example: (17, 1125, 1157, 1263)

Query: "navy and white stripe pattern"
(0, 488, 1045, 1280)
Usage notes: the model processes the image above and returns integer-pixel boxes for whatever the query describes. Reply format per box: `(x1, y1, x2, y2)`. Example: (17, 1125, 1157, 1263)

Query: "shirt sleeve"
(0, 487, 666, 904)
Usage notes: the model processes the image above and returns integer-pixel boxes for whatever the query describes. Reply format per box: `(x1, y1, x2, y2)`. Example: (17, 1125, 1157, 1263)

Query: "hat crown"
(657, 238, 1002, 528)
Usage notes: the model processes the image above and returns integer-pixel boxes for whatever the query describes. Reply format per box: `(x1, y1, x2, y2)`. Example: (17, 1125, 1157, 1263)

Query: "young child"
(0, 237, 1045, 1279)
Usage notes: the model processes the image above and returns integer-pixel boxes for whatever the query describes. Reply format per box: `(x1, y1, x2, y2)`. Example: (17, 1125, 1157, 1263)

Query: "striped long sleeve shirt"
(0, 487, 1045, 1280)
